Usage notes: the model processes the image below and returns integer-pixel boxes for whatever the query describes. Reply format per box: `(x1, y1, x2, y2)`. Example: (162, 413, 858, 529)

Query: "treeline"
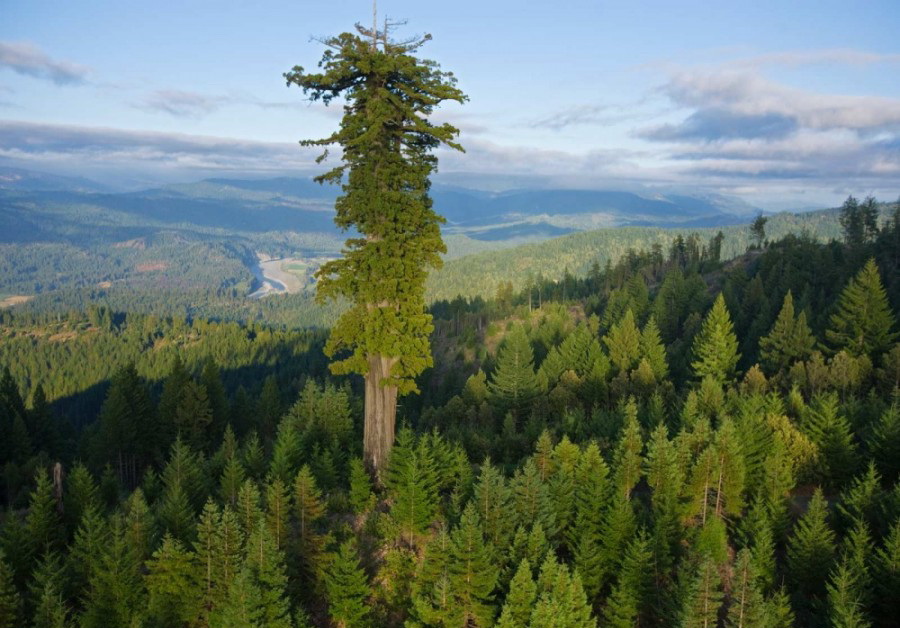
(427, 198, 897, 303)
(0, 201, 898, 626)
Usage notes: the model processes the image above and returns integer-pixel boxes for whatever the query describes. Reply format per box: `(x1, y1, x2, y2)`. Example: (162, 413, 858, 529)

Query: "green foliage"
(448, 505, 499, 627)
(489, 325, 541, 419)
(286, 26, 466, 394)
(385, 429, 438, 546)
(692, 294, 741, 384)
(787, 488, 837, 610)
(497, 559, 536, 628)
(760, 290, 816, 377)
(325, 540, 370, 628)
(826, 259, 897, 357)
(0, 550, 21, 628)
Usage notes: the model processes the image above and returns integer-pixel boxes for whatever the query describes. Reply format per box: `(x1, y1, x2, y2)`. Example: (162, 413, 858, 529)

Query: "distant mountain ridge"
(0, 167, 762, 243)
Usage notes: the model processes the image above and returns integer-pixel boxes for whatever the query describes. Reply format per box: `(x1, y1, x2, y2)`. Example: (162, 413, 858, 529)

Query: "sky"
(1, 0, 899, 208)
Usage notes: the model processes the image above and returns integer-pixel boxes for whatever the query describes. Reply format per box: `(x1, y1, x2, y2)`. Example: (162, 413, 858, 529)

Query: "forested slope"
(0, 204, 898, 627)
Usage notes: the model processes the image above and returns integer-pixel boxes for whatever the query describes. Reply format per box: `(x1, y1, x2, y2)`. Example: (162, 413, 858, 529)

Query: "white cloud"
(0, 41, 90, 85)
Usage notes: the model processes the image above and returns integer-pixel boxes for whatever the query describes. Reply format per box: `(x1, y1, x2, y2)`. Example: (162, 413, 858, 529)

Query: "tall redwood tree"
(285, 22, 466, 477)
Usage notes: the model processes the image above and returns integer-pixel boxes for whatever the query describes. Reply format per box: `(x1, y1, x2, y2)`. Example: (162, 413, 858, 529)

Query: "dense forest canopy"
(0, 195, 899, 626)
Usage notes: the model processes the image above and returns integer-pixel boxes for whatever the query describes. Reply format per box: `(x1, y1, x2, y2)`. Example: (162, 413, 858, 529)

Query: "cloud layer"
(0, 41, 89, 85)
(636, 60, 900, 192)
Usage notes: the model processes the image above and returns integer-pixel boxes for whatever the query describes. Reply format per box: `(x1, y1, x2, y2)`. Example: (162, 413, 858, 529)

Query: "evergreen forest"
(1, 195, 899, 627)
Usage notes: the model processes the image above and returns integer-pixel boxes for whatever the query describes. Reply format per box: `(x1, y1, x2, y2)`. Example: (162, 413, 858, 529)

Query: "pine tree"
(265, 476, 291, 550)
(200, 358, 228, 436)
(488, 325, 541, 420)
(449, 504, 498, 627)
(256, 375, 283, 442)
(25, 469, 62, 558)
(510, 460, 556, 539)
(384, 428, 438, 546)
(236, 479, 263, 539)
(873, 518, 900, 627)
(286, 24, 466, 476)
(680, 555, 724, 628)
(530, 555, 595, 628)
(826, 259, 897, 357)
(409, 528, 454, 625)
(79, 517, 145, 628)
(0, 550, 21, 628)
(868, 405, 900, 482)
(787, 488, 837, 607)
(726, 549, 768, 628)
(801, 394, 858, 489)
(497, 559, 536, 628)
(602, 532, 653, 627)
(692, 294, 741, 384)
(348, 457, 374, 514)
(243, 520, 293, 628)
(145, 534, 202, 626)
(220, 452, 246, 507)
(604, 309, 642, 374)
(759, 291, 816, 377)
(325, 540, 371, 628)
(174, 379, 214, 452)
(472, 459, 514, 550)
(293, 465, 326, 580)
(64, 462, 99, 534)
(826, 560, 871, 628)
(67, 505, 110, 597)
(640, 315, 669, 381)
(612, 400, 644, 498)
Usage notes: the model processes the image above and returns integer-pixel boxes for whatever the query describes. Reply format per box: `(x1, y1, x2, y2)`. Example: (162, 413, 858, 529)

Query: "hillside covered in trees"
(0, 198, 898, 627)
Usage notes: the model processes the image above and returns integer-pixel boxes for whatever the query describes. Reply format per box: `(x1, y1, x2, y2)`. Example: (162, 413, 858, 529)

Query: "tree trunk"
(364, 354, 399, 481)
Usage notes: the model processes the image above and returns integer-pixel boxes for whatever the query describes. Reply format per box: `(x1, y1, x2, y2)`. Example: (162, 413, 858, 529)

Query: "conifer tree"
(293, 465, 325, 581)
(787, 488, 836, 605)
(243, 520, 293, 628)
(64, 463, 99, 534)
(612, 400, 644, 498)
(602, 532, 653, 627)
(286, 22, 466, 476)
(640, 315, 669, 381)
(409, 528, 454, 626)
(826, 560, 871, 628)
(868, 405, 900, 482)
(680, 555, 724, 628)
(488, 325, 541, 420)
(174, 379, 214, 451)
(220, 452, 246, 507)
(236, 479, 263, 539)
(873, 518, 900, 626)
(530, 555, 595, 628)
(79, 518, 145, 628)
(604, 309, 642, 374)
(510, 460, 556, 539)
(25, 469, 62, 558)
(265, 476, 291, 550)
(472, 459, 514, 550)
(449, 505, 498, 627)
(826, 259, 897, 357)
(200, 358, 228, 436)
(0, 550, 21, 628)
(67, 505, 110, 597)
(385, 428, 438, 546)
(692, 294, 741, 384)
(726, 549, 768, 628)
(348, 457, 374, 514)
(325, 540, 371, 628)
(497, 559, 536, 628)
(759, 291, 816, 377)
(145, 534, 201, 626)
(801, 394, 858, 489)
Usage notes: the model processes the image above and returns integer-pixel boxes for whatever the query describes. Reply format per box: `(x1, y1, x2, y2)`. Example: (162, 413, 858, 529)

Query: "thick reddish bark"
(364, 354, 398, 481)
